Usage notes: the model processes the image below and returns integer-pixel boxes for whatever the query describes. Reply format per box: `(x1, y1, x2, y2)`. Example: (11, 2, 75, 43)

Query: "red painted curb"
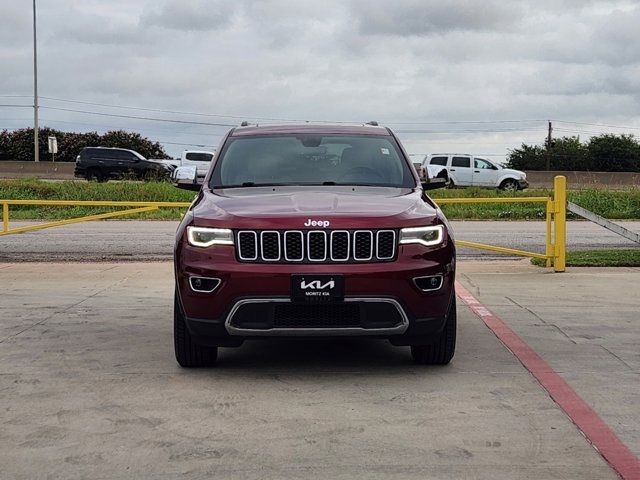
(456, 281, 640, 480)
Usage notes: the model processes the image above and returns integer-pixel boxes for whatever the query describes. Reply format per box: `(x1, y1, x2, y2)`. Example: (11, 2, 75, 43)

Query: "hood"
(501, 168, 525, 177)
(191, 186, 439, 229)
(146, 158, 171, 167)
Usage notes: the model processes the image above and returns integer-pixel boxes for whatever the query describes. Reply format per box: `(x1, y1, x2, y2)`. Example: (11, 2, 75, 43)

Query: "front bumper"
(518, 179, 529, 189)
(175, 238, 455, 344)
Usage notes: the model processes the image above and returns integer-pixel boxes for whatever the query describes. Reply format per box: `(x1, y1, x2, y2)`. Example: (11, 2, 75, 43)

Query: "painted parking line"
(455, 281, 640, 480)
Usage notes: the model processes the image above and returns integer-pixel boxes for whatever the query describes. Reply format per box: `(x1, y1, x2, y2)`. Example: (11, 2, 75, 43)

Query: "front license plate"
(291, 275, 344, 303)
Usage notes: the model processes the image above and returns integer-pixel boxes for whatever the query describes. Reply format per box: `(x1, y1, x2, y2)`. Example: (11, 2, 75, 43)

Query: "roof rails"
(365, 121, 379, 126)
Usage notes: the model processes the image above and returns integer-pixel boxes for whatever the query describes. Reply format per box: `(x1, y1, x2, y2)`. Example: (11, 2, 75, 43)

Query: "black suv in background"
(74, 147, 172, 182)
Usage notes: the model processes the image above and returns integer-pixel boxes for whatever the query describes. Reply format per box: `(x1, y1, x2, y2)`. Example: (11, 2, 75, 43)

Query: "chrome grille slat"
(284, 231, 304, 261)
(260, 231, 280, 261)
(237, 231, 258, 261)
(330, 230, 350, 262)
(307, 230, 327, 262)
(236, 229, 396, 263)
(353, 230, 373, 261)
(376, 230, 396, 260)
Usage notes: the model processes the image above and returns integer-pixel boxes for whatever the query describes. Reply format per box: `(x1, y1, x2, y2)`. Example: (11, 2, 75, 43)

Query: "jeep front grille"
(236, 229, 396, 263)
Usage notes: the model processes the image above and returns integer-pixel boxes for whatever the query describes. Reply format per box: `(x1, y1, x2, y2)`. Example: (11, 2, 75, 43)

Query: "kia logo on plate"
(300, 280, 335, 290)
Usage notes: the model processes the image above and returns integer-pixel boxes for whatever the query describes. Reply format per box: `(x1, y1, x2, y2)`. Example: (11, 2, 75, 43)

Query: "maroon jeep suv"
(173, 124, 456, 367)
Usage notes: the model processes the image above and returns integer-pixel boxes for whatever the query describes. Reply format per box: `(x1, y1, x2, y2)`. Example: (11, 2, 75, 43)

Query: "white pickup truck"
(160, 150, 216, 181)
(422, 154, 528, 190)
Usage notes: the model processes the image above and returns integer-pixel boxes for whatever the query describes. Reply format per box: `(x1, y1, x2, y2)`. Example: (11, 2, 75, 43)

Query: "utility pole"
(33, 0, 39, 162)
(545, 120, 552, 171)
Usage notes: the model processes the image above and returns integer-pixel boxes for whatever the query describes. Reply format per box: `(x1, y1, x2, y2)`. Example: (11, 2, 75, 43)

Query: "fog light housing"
(189, 276, 221, 293)
(413, 275, 443, 292)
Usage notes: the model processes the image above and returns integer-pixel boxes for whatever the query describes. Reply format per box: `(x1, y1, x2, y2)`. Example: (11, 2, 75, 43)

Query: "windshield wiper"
(214, 181, 398, 189)
(217, 182, 292, 188)
(218, 181, 337, 188)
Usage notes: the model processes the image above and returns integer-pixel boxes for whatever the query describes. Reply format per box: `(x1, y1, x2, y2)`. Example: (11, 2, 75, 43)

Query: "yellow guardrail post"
(2, 202, 8, 233)
(553, 175, 567, 272)
(545, 199, 553, 268)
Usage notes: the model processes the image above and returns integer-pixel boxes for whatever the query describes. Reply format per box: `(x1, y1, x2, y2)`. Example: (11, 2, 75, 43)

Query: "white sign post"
(47, 136, 57, 162)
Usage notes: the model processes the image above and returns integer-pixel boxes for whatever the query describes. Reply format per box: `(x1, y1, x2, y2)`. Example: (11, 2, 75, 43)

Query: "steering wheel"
(338, 167, 385, 184)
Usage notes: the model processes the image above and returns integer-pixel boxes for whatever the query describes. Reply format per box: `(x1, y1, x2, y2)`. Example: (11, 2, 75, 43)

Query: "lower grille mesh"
(229, 300, 406, 332)
(273, 303, 361, 328)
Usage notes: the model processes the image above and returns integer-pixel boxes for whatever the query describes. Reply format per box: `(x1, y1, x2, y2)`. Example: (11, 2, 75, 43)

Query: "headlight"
(187, 226, 233, 247)
(399, 225, 444, 247)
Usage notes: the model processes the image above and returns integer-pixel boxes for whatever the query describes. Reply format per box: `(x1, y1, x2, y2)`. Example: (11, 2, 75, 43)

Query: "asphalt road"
(1, 220, 639, 262)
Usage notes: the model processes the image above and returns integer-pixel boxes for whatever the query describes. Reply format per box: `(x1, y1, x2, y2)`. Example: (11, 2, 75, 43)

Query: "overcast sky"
(2, 0, 640, 160)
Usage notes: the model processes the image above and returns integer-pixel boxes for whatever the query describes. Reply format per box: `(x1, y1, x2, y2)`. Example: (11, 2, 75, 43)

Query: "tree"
(587, 134, 640, 172)
(0, 127, 171, 162)
(548, 136, 591, 171)
(506, 133, 640, 172)
(506, 144, 546, 170)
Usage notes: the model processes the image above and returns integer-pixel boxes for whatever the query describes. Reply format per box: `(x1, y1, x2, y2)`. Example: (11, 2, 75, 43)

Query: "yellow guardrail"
(1, 176, 567, 272)
(435, 175, 566, 272)
(0, 200, 191, 237)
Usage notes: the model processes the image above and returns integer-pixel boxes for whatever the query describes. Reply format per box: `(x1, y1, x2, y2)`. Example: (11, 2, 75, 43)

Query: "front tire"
(411, 300, 456, 365)
(500, 178, 518, 191)
(174, 290, 218, 367)
(87, 168, 106, 182)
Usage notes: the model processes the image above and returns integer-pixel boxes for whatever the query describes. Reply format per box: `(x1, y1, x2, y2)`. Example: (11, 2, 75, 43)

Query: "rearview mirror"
(173, 166, 201, 191)
(421, 178, 447, 190)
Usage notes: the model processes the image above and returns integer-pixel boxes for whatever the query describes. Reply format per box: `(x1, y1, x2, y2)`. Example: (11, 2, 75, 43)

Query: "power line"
(0, 96, 553, 126)
(35, 96, 552, 125)
(40, 106, 236, 127)
(4, 95, 640, 130)
(388, 119, 546, 125)
(38, 116, 217, 137)
(395, 127, 545, 134)
(554, 119, 640, 131)
(38, 96, 306, 122)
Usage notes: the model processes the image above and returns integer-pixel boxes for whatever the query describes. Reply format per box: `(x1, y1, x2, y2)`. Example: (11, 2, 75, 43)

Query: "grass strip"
(0, 179, 639, 221)
(432, 186, 640, 220)
(0, 178, 194, 220)
(531, 249, 640, 267)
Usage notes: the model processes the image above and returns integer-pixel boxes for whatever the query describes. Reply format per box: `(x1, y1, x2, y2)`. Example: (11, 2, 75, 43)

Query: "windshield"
(209, 134, 415, 189)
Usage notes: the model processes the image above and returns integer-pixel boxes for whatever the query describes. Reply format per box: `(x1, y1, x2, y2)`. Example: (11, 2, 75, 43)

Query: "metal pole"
(553, 175, 566, 272)
(545, 120, 552, 171)
(33, 0, 39, 162)
(2, 202, 8, 233)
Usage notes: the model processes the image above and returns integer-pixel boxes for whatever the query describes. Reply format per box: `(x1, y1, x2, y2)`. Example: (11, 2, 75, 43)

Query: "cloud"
(140, 0, 235, 31)
(349, 0, 522, 35)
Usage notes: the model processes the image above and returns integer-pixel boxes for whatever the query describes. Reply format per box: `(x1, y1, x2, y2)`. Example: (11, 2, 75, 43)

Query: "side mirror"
(421, 178, 447, 190)
(173, 166, 201, 191)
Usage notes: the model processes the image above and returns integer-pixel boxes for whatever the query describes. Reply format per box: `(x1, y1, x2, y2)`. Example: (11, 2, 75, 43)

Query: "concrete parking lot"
(1, 261, 638, 479)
